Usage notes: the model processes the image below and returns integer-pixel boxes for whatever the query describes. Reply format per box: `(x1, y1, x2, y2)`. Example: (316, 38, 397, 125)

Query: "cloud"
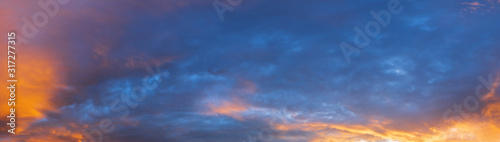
(1, 0, 500, 141)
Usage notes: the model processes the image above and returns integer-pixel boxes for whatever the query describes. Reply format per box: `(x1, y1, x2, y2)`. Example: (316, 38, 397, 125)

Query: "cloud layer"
(1, 0, 500, 141)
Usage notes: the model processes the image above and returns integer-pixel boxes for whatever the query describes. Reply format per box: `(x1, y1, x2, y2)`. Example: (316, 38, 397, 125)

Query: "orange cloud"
(461, 1, 498, 13)
(205, 97, 251, 121)
(0, 1, 76, 139)
(273, 117, 500, 142)
(201, 79, 259, 121)
(0, 46, 81, 141)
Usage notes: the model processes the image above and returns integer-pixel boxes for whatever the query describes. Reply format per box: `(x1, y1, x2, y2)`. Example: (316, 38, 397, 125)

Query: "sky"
(1, 0, 500, 142)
